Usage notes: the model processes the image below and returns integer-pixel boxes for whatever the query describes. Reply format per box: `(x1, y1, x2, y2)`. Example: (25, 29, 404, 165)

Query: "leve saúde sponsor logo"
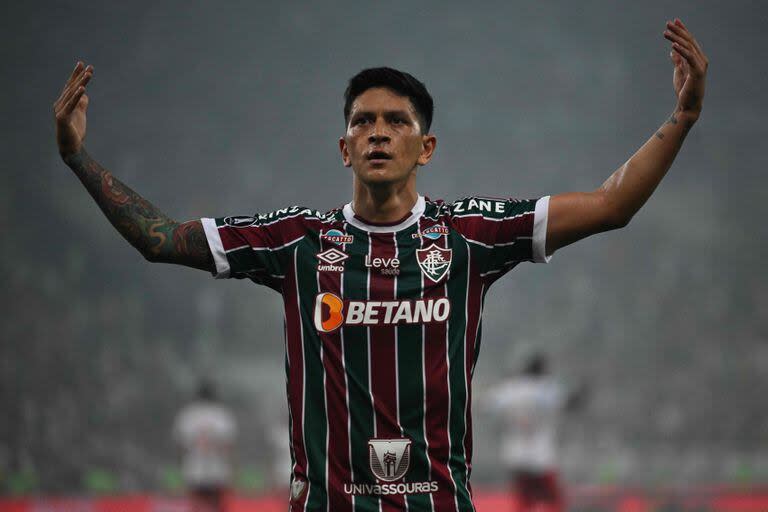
(364, 254, 400, 276)
(314, 293, 451, 333)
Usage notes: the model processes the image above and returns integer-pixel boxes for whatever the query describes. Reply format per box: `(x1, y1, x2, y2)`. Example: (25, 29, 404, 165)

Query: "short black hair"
(524, 353, 549, 376)
(344, 67, 434, 133)
(196, 378, 217, 402)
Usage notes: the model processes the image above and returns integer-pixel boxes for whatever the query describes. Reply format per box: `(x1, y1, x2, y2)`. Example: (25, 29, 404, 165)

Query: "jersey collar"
(342, 195, 425, 233)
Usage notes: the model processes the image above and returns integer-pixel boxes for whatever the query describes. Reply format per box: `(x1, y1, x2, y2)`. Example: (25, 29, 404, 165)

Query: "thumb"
(77, 94, 89, 111)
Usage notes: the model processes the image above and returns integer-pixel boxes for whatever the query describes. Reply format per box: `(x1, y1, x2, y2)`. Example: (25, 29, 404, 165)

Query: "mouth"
(366, 150, 393, 163)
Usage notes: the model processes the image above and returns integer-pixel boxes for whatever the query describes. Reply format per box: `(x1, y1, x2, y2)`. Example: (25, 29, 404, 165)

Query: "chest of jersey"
(292, 222, 469, 333)
(298, 224, 465, 295)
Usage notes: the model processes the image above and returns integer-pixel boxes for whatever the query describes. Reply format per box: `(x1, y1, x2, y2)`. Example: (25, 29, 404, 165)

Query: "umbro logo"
(316, 248, 348, 272)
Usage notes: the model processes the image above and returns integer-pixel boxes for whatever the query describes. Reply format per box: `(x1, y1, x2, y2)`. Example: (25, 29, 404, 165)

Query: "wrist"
(673, 107, 700, 126)
(61, 146, 87, 166)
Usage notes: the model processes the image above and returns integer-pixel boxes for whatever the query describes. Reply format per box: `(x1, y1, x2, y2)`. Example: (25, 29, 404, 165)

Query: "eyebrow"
(351, 110, 413, 119)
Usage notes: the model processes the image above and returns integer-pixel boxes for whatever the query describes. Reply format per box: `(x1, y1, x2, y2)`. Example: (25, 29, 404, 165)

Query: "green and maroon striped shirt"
(201, 195, 551, 512)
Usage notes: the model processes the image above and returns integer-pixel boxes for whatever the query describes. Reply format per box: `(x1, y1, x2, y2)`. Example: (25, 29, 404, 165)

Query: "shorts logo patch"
(223, 216, 257, 227)
(368, 438, 412, 482)
(416, 244, 452, 283)
(290, 478, 307, 501)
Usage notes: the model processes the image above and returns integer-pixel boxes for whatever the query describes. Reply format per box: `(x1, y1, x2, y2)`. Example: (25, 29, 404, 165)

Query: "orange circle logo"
(314, 293, 344, 332)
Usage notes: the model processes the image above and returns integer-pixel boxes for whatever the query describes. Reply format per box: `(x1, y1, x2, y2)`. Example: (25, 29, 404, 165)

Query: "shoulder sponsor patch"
(320, 229, 354, 245)
(223, 215, 258, 227)
(411, 225, 449, 240)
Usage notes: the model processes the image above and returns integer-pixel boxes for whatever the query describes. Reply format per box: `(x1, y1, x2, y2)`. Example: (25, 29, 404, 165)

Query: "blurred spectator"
(172, 379, 237, 512)
(483, 353, 588, 512)
(267, 422, 291, 493)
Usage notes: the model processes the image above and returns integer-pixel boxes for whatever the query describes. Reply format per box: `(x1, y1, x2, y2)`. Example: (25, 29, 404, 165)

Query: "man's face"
(339, 87, 436, 186)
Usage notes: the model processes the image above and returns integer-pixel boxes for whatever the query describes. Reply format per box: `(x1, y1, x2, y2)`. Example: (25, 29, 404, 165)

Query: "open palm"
(664, 19, 707, 117)
(54, 62, 93, 157)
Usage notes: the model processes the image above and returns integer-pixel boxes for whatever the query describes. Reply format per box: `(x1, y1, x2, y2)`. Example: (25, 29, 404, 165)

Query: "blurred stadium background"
(1, 1, 766, 510)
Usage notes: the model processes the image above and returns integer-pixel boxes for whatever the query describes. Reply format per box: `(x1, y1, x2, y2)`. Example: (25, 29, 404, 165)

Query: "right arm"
(54, 62, 213, 272)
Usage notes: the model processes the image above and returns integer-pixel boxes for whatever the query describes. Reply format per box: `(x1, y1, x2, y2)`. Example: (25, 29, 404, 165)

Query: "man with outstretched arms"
(54, 19, 707, 512)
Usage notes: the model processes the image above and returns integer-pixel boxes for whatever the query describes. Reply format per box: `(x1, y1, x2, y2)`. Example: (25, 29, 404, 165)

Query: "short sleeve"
(450, 196, 552, 283)
(201, 207, 317, 289)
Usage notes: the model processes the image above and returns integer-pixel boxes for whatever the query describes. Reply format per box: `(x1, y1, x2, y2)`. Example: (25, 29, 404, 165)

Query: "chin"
(360, 175, 397, 188)
(356, 167, 396, 184)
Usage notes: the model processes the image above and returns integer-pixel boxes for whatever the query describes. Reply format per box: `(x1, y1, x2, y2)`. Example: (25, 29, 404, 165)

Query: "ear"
(339, 137, 352, 167)
(417, 134, 437, 166)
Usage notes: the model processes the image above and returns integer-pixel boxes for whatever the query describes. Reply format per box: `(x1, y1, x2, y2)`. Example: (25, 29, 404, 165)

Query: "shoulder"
(450, 196, 532, 219)
(220, 206, 334, 229)
(256, 205, 331, 225)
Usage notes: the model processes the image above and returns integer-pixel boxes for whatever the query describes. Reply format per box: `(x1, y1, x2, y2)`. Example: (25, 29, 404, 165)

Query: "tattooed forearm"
(63, 148, 214, 271)
(654, 111, 694, 141)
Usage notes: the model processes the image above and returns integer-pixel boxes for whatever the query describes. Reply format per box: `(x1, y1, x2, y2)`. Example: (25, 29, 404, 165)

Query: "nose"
(368, 117, 391, 144)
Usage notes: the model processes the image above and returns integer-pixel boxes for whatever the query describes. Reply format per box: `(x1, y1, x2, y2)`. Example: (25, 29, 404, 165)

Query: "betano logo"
(314, 293, 451, 333)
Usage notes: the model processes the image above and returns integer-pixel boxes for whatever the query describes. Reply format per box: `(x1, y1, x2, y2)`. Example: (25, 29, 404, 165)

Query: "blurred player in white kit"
(485, 354, 587, 512)
(173, 379, 238, 512)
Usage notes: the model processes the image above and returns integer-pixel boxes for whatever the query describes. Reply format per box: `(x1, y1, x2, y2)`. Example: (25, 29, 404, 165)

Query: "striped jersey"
(201, 195, 551, 512)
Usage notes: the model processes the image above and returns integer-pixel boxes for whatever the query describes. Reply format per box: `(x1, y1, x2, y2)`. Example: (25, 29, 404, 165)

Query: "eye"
(392, 117, 406, 125)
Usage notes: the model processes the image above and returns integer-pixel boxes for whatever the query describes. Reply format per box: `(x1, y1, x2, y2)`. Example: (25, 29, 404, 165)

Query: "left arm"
(546, 19, 708, 255)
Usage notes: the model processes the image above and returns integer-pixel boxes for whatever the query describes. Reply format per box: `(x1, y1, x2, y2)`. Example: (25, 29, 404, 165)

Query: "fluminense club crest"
(416, 244, 452, 282)
(368, 438, 412, 482)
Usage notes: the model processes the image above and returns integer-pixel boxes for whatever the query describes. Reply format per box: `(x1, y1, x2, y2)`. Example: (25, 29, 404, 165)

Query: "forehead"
(349, 87, 417, 116)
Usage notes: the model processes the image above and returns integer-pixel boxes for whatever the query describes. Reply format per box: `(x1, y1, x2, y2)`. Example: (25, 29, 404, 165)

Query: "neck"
(352, 175, 419, 223)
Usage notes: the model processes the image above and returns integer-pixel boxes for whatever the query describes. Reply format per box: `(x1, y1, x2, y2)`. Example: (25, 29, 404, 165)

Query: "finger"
(664, 30, 693, 52)
(665, 23, 705, 70)
(56, 68, 93, 114)
(67, 61, 84, 84)
(56, 64, 88, 108)
(56, 74, 90, 118)
(671, 19, 705, 56)
(61, 64, 92, 97)
(671, 42, 697, 68)
(670, 50, 683, 68)
(60, 86, 86, 117)
(666, 21, 694, 45)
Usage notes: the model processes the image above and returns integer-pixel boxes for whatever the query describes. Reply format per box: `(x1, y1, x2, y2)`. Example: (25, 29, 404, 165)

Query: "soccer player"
(483, 354, 588, 512)
(53, 19, 707, 512)
(172, 380, 237, 512)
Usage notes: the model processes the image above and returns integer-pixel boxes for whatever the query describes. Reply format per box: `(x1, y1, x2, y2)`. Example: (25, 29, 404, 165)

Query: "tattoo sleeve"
(63, 148, 214, 272)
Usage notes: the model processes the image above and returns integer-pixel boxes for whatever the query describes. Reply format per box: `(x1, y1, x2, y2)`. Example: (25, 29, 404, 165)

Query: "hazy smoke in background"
(1, 0, 766, 493)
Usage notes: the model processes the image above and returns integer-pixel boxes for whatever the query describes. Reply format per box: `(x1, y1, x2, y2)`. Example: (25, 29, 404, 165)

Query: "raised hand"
(53, 62, 94, 158)
(663, 19, 708, 121)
